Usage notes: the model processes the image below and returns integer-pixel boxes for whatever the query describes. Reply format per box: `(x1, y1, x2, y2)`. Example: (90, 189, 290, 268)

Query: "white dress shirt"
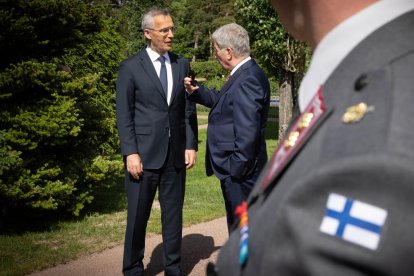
(146, 46, 173, 105)
(299, 0, 414, 111)
(231, 56, 252, 76)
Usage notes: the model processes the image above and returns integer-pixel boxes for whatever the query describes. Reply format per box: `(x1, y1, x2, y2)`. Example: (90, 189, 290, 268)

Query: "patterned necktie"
(158, 56, 168, 99)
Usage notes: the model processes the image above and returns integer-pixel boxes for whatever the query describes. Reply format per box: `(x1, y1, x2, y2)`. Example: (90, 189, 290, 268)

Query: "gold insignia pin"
(298, 112, 314, 130)
(284, 131, 300, 149)
(342, 102, 374, 124)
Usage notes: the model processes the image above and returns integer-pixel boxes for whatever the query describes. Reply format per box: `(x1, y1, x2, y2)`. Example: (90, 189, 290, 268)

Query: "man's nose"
(168, 29, 174, 38)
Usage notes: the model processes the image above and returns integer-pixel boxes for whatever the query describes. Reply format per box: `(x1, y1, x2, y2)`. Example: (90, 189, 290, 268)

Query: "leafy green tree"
(0, 0, 124, 218)
(235, 0, 308, 138)
(122, 0, 235, 60)
(171, 0, 235, 61)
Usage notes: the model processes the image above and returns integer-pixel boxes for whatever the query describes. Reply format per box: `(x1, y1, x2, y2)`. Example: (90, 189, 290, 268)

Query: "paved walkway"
(30, 217, 227, 276)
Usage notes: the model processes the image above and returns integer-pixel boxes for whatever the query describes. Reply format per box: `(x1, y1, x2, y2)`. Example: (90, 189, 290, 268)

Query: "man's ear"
(226, 48, 233, 61)
(144, 29, 152, 40)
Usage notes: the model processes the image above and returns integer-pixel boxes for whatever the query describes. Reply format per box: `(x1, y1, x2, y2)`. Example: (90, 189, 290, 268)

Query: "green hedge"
(190, 60, 227, 80)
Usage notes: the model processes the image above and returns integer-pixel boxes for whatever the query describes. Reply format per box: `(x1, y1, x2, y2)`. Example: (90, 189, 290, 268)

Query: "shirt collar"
(231, 56, 251, 75)
(299, 0, 414, 111)
(146, 46, 170, 63)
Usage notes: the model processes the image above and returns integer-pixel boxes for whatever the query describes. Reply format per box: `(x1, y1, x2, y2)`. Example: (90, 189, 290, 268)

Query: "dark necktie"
(159, 56, 168, 99)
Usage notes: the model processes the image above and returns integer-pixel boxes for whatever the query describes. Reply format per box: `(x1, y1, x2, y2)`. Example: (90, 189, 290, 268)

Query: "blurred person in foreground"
(116, 7, 197, 276)
(212, 0, 414, 275)
(184, 23, 270, 233)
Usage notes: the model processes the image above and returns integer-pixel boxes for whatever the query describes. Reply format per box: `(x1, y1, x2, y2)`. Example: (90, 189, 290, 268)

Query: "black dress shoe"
(165, 269, 183, 276)
(206, 262, 218, 276)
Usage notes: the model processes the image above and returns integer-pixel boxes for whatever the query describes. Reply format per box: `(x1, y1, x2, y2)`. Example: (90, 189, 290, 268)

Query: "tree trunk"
(278, 70, 294, 140)
(192, 33, 199, 62)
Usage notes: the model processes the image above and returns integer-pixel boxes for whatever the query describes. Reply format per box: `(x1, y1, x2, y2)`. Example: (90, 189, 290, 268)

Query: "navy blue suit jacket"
(116, 49, 198, 169)
(189, 59, 270, 180)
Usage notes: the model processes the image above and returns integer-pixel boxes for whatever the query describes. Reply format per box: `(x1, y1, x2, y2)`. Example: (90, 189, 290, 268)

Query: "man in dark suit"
(116, 7, 197, 276)
(213, 0, 414, 275)
(184, 23, 270, 233)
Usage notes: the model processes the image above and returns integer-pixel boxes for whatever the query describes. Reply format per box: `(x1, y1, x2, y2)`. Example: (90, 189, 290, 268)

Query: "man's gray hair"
(141, 7, 171, 30)
(212, 23, 250, 58)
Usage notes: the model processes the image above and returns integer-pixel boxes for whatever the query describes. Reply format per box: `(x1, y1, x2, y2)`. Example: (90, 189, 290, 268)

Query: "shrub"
(0, 0, 124, 217)
(190, 60, 227, 81)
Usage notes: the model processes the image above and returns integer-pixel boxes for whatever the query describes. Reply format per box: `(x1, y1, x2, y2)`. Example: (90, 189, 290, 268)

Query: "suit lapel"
(137, 50, 167, 102)
(169, 53, 180, 105)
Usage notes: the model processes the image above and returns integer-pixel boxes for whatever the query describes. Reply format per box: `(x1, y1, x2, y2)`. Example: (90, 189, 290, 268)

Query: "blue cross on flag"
(320, 193, 388, 250)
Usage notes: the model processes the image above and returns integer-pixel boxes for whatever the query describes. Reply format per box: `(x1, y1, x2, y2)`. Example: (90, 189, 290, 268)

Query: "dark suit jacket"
(189, 59, 270, 180)
(116, 49, 198, 169)
(215, 10, 414, 275)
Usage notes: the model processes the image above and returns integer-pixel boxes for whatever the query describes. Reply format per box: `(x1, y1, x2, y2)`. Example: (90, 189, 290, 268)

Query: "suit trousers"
(220, 164, 260, 233)
(123, 143, 185, 276)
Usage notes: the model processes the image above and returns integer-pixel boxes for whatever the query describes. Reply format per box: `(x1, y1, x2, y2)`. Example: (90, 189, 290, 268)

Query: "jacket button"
(354, 74, 368, 91)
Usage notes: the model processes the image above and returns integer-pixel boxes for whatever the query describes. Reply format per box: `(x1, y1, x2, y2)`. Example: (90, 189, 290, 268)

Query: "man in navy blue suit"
(116, 8, 198, 276)
(184, 23, 270, 232)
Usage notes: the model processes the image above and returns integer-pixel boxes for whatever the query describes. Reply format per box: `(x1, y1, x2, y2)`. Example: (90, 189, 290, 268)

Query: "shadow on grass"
(0, 175, 126, 235)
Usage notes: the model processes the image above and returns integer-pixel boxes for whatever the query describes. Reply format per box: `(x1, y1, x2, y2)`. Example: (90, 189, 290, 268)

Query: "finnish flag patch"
(320, 193, 387, 250)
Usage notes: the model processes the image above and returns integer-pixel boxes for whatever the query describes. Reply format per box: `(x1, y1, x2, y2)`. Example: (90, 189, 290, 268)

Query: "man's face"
(144, 15, 175, 55)
(213, 43, 231, 71)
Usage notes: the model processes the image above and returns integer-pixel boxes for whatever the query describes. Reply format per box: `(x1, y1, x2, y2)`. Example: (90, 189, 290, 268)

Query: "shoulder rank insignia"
(260, 86, 326, 189)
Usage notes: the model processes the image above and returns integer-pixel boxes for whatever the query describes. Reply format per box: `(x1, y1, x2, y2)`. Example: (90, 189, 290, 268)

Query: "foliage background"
(0, 0, 124, 218)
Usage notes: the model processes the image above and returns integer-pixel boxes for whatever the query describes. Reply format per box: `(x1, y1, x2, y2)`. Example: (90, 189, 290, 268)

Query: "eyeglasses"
(146, 26, 175, 35)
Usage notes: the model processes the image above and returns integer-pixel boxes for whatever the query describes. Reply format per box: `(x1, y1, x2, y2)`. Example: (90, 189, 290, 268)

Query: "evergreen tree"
(0, 0, 124, 217)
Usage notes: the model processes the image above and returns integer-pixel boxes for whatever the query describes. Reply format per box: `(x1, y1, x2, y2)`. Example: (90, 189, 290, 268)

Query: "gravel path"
(30, 217, 227, 276)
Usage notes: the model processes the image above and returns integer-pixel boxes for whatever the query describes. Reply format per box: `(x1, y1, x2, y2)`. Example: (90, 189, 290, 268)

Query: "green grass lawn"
(197, 118, 208, 125)
(0, 113, 279, 276)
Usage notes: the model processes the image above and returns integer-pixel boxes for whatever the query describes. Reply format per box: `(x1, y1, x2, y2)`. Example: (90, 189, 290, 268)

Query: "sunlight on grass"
(197, 118, 208, 125)
(0, 211, 127, 275)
